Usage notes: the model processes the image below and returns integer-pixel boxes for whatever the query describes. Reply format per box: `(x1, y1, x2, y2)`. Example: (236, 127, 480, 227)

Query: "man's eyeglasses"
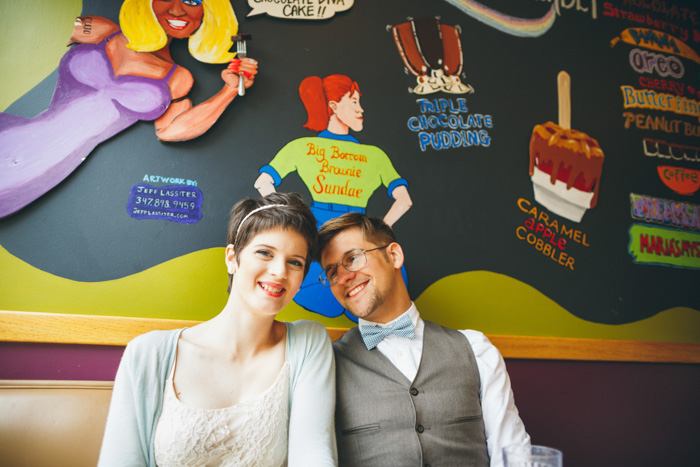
(319, 245, 390, 287)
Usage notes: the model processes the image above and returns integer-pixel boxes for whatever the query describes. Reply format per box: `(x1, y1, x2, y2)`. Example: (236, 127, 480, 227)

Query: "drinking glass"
(503, 444, 563, 467)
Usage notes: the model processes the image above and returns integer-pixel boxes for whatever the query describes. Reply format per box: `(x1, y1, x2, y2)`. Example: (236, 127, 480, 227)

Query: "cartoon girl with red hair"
(255, 74, 412, 320)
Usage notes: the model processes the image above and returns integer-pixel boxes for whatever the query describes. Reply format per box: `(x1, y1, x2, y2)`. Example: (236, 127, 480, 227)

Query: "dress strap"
(106, 29, 122, 42)
(163, 63, 179, 82)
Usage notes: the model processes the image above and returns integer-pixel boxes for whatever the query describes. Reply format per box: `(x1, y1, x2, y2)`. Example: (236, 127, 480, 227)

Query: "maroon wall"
(505, 359, 700, 467)
(1, 341, 698, 466)
(0, 342, 124, 381)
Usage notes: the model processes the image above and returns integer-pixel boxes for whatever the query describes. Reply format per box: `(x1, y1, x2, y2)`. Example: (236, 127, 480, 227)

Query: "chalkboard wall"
(1, 0, 698, 342)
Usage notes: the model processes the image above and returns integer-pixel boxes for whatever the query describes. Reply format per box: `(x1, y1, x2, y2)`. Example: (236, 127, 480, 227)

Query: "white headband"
(236, 204, 286, 239)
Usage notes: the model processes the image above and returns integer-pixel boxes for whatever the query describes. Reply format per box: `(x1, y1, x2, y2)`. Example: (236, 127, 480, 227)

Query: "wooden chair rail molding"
(1, 310, 698, 363)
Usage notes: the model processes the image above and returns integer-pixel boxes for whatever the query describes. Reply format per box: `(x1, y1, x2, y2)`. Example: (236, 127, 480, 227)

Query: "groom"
(316, 213, 529, 466)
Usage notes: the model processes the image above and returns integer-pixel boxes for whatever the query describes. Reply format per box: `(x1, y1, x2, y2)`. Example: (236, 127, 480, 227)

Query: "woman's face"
(331, 90, 364, 132)
(152, 0, 204, 39)
(227, 227, 308, 316)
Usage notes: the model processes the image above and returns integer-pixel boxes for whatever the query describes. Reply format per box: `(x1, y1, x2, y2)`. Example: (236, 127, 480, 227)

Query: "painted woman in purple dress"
(0, 0, 257, 219)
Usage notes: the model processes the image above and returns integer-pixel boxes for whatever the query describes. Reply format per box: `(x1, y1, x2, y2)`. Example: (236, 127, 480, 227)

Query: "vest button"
(416, 424, 424, 433)
(410, 387, 419, 396)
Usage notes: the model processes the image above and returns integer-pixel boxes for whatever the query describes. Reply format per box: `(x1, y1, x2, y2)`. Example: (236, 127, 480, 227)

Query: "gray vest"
(334, 321, 489, 467)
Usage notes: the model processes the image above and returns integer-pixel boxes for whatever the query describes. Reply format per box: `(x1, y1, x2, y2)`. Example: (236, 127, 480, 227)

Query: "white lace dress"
(153, 362, 290, 467)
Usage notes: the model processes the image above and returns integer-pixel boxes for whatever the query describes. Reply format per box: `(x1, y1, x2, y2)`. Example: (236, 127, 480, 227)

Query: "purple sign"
(127, 184, 202, 223)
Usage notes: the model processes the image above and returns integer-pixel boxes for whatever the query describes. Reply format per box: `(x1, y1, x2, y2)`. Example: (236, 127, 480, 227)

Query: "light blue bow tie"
(360, 313, 416, 350)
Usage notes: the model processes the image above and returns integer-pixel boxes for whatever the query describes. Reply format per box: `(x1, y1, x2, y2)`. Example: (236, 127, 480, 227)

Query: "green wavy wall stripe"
(0, 244, 227, 321)
(414, 271, 699, 344)
(1, 245, 697, 343)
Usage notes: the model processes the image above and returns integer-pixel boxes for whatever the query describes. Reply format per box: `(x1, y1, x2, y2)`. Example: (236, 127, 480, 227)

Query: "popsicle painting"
(529, 71, 604, 223)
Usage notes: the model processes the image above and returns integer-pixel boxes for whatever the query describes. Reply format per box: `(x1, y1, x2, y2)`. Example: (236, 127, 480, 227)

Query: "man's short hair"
(316, 212, 397, 263)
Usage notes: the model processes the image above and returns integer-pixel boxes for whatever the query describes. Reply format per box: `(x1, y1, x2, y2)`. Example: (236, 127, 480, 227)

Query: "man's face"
(321, 227, 399, 323)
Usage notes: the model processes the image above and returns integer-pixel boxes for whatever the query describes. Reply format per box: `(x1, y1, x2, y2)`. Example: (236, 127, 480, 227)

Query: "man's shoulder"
(423, 319, 466, 337)
(332, 327, 362, 354)
(423, 322, 498, 362)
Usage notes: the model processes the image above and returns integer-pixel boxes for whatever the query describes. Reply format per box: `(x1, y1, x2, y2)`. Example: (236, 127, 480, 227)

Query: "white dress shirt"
(358, 302, 530, 467)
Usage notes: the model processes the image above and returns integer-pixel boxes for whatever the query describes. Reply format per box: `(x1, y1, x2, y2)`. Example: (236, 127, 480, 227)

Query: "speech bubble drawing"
(248, 0, 354, 20)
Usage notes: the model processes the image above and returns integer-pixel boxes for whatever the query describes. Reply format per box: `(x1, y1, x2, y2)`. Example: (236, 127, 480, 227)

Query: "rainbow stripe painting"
(443, 0, 556, 37)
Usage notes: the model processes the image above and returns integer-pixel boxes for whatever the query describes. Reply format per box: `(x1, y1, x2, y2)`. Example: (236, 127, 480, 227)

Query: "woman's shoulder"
(285, 321, 334, 382)
(285, 321, 333, 357)
(285, 319, 326, 335)
(126, 328, 184, 354)
(285, 319, 328, 338)
(114, 329, 183, 377)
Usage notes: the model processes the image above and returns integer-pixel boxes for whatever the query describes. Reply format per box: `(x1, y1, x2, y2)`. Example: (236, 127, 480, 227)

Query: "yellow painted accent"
(0, 0, 82, 111)
(276, 301, 357, 328)
(415, 271, 700, 344)
(0, 244, 227, 321)
(1, 245, 698, 343)
(0, 244, 357, 326)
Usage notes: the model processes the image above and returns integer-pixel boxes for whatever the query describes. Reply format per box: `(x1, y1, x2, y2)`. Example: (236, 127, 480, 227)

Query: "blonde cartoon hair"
(119, 0, 238, 63)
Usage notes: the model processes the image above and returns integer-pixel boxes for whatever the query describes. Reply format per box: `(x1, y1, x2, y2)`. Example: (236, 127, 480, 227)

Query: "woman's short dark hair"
(227, 192, 317, 292)
(316, 212, 396, 264)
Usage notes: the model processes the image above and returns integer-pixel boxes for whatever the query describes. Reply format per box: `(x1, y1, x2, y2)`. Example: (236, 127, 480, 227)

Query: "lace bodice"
(153, 362, 290, 467)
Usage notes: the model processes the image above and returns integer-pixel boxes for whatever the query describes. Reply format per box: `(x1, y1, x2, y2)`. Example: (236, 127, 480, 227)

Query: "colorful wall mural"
(0, 0, 257, 219)
(1, 0, 698, 343)
(254, 74, 411, 321)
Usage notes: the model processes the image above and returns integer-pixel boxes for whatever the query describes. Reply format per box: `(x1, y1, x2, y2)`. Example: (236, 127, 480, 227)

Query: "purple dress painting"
(0, 33, 175, 219)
